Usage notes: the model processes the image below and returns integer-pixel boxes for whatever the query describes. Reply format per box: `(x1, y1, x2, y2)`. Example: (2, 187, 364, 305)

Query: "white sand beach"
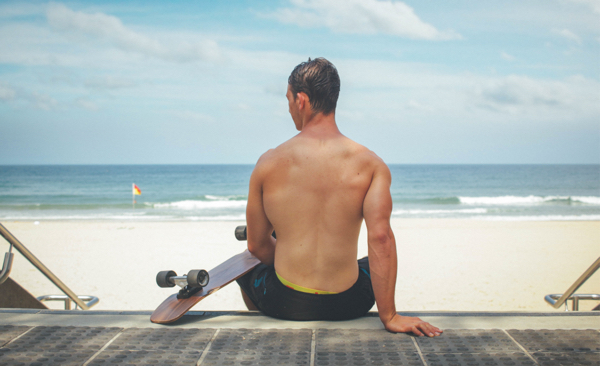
(2, 219, 599, 312)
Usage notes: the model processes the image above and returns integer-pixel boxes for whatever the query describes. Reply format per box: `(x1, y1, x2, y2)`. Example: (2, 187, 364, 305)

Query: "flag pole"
(132, 183, 141, 209)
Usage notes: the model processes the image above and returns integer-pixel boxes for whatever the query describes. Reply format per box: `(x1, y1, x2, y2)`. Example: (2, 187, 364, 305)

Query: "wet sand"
(2, 219, 599, 312)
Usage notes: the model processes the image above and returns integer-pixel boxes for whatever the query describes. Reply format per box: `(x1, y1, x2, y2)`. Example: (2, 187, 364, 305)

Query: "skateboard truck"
(154, 225, 271, 302)
(151, 226, 265, 324)
(156, 269, 209, 299)
(234, 225, 276, 241)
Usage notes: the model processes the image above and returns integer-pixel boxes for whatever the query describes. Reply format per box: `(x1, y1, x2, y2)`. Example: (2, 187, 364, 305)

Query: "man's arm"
(363, 160, 442, 337)
(245, 153, 276, 265)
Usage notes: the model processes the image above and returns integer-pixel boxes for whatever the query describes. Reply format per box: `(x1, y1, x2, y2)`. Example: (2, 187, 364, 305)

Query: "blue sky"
(0, 0, 598, 164)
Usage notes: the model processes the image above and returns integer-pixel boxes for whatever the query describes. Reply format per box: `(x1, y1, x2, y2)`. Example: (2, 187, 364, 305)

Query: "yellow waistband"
(276, 272, 338, 295)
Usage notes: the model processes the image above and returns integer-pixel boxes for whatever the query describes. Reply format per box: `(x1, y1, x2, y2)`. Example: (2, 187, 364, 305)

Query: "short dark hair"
(288, 57, 340, 115)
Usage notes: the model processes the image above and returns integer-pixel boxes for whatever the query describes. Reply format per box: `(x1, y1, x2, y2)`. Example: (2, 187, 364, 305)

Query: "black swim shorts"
(236, 257, 375, 321)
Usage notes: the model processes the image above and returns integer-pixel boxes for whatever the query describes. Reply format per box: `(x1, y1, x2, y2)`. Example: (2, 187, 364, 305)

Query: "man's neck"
(299, 112, 341, 138)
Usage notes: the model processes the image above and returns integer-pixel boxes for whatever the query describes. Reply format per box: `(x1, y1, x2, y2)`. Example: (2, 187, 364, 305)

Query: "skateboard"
(150, 225, 260, 324)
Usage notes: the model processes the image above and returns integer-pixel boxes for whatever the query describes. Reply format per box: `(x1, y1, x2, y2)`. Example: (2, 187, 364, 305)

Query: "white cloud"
(473, 75, 599, 115)
(0, 2, 44, 19)
(554, 28, 583, 44)
(565, 0, 600, 14)
(84, 76, 137, 90)
(405, 99, 430, 111)
(266, 0, 461, 40)
(334, 59, 599, 122)
(46, 2, 221, 62)
(31, 92, 58, 110)
(500, 51, 516, 61)
(0, 83, 60, 110)
(76, 98, 99, 111)
(0, 85, 16, 101)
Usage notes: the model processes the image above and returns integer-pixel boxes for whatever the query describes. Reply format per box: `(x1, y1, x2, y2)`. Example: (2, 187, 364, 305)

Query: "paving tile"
(316, 328, 416, 353)
(0, 347, 98, 366)
(315, 351, 423, 365)
(210, 328, 312, 353)
(202, 350, 309, 366)
(416, 329, 522, 353)
(531, 351, 600, 366)
(423, 352, 537, 366)
(0, 326, 122, 366)
(201, 329, 311, 365)
(0, 325, 121, 352)
(507, 329, 600, 353)
(106, 327, 215, 351)
(0, 325, 31, 347)
(89, 349, 202, 365)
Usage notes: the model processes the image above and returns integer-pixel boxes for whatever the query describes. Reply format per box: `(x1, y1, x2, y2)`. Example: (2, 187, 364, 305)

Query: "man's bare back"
(240, 58, 441, 336)
(255, 124, 383, 292)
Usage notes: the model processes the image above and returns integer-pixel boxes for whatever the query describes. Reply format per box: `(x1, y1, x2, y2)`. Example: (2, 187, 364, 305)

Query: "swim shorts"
(236, 257, 375, 321)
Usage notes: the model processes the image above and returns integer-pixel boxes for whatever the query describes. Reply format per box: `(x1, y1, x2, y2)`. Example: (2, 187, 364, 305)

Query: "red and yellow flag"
(133, 184, 141, 195)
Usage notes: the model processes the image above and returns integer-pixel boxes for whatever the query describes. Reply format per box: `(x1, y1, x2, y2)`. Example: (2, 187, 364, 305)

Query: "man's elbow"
(247, 239, 269, 257)
(247, 239, 260, 256)
(247, 238, 274, 265)
(368, 229, 394, 249)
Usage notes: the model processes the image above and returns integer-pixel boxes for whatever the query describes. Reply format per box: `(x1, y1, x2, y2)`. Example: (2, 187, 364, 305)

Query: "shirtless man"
(236, 58, 442, 337)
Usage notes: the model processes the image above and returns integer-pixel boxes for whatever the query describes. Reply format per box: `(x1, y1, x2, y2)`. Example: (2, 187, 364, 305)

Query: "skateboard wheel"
(235, 225, 276, 240)
(187, 269, 209, 288)
(156, 270, 177, 288)
(235, 225, 247, 241)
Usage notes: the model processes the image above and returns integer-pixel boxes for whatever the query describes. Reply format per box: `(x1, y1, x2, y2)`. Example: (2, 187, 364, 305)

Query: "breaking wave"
(458, 196, 600, 205)
(392, 208, 488, 215)
(153, 197, 247, 210)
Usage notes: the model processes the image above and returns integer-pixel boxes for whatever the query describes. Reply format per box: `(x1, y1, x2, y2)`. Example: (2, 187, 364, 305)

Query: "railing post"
(0, 223, 90, 310)
(545, 257, 600, 309)
(0, 248, 14, 285)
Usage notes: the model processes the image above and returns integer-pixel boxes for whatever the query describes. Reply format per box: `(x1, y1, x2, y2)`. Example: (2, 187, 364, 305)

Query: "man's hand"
(383, 314, 443, 337)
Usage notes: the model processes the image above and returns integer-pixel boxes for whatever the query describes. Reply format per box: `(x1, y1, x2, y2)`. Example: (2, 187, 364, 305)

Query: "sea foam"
(153, 200, 247, 209)
(474, 215, 600, 221)
(392, 208, 487, 215)
(458, 196, 600, 205)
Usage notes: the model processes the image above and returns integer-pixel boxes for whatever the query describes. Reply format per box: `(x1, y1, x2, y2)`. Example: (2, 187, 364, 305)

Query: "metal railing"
(0, 223, 98, 310)
(545, 256, 600, 311)
(0, 242, 13, 285)
(37, 295, 99, 310)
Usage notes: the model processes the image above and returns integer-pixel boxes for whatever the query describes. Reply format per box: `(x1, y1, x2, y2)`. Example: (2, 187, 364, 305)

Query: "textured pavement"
(0, 310, 598, 365)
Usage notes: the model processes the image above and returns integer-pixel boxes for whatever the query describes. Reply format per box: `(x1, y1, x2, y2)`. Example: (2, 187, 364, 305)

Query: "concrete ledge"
(0, 309, 597, 330)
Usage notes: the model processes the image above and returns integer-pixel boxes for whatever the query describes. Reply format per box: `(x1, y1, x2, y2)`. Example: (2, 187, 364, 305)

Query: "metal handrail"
(37, 295, 99, 310)
(0, 242, 14, 285)
(545, 294, 600, 311)
(0, 222, 93, 310)
(545, 256, 600, 310)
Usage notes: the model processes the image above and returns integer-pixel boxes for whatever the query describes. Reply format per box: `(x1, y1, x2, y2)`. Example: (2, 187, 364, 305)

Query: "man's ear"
(296, 92, 308, 110)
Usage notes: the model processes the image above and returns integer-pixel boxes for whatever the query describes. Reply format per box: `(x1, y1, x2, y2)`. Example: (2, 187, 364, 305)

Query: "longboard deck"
(151, 250, 260, 324)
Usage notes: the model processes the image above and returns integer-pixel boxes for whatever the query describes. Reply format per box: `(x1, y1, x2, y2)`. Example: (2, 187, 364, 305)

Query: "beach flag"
(132, 183, 141, 208)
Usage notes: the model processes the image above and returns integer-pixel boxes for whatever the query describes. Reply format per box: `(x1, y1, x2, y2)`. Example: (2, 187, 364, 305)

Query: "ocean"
(0, 165, 598, 221)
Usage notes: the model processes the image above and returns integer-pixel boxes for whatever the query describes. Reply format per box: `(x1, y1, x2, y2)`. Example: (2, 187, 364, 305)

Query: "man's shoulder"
(255, 137, 300, 165)
(253, 144, 292, 173)
(343, 138, 388, 169)
(254, 148, 278, 170)
(255, 135, 388, 172)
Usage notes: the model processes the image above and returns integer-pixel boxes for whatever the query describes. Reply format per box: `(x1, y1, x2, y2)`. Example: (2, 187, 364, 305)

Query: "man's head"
(287, 57, 340, 116)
